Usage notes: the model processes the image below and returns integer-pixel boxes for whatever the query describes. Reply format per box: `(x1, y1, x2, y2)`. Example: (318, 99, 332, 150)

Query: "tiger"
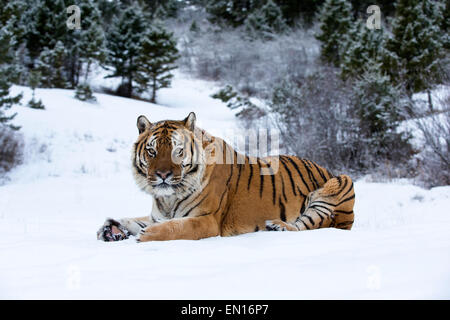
(97, 112, 355, 242)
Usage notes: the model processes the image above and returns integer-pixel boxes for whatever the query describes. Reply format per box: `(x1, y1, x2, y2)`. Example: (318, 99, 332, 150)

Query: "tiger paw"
(97, 218, 131, 242)
(265, 219, 297, 231)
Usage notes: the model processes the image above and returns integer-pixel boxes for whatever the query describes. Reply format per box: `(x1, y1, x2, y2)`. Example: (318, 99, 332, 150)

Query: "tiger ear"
(183, 112, 196, 131)
(137, 115, 151, 134)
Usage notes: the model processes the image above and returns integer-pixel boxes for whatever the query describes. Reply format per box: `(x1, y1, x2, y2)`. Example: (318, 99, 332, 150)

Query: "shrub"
(0, 125, 23, 175)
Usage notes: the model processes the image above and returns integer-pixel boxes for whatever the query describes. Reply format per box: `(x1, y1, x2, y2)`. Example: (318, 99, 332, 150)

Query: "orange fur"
(97, 113, 355, 242)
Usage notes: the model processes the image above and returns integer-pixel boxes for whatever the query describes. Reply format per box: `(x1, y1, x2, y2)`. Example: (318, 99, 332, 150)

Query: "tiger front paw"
(97, 218, 131, 242)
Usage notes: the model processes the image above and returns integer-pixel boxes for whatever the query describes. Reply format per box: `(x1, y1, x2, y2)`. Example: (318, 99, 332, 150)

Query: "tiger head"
(132, 112, 207, 197)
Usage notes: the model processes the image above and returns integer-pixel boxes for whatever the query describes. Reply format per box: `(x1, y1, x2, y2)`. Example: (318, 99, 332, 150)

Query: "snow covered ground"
(0, 73, 449, 299)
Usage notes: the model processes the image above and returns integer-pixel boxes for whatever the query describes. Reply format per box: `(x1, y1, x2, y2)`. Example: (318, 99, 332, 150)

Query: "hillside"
(0, 73, 449, 299)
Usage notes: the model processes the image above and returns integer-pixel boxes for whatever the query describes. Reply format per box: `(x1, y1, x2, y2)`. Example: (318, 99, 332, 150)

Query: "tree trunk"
(84, 60, 92, 84)
(151, 77, 156, 103)
(427, 89, 433, 112)
(127, 75, 133, 98)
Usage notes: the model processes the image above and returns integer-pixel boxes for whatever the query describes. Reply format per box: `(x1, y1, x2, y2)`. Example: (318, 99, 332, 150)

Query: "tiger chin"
(97, 112, 355, 242)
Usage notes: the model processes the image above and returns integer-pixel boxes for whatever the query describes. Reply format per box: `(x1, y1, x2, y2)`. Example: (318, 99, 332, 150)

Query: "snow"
(1, 73, 450, 299)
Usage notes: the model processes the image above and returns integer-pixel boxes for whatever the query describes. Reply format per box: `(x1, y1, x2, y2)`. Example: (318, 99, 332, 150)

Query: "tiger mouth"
(154, 181, 181, 188)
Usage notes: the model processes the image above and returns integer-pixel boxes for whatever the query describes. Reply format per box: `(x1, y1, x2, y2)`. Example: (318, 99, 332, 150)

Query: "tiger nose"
(156, 170, 172, 180)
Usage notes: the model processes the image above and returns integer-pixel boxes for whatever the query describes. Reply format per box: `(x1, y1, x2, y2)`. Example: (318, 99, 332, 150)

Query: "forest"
(1, 0, 449, 186)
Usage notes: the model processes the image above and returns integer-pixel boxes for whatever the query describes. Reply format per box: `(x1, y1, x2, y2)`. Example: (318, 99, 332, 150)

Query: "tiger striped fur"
(97, 112, 355, 242)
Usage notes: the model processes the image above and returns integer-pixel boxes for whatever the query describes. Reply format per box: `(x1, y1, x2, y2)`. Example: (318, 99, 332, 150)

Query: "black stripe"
(341, 181, 354, 199)
(300, 198, 306, 214)
(304, 214, 315, 226)
(182, 192, 209, 217)
(302, 159, 319, 190)
(336, 221, 354, 228)
(270, 166, 276, 205)
(315, 211, 325, 227)
(313, 207, 332, 217)
(236, 163, 243, 191)
(213, 188, 228, 215)
(132, 160, 146, 178)
(136, 221, 146, 228)
(337, 194, 355, 206)
(257, 159, 264, 198)
(226, 162, 234, 187)
(311, 161, 328, 184)
(326, 169, 334, 179)
(326, 176, 348, 198)
(309, 204, 333, 213)
(254, 225, 259, 232)
(247, 161, 254, 190)
(279, 156, 297, 196)
(187, 164, 199, 175)
(179, 180, 211, 214)
(286, 157, 311, 193)
(336, 175, 342, 186)
(279, 197, 286, 222)
(296, 186, 307, 197)
(280, 168, 287, 202)
(334, 210, 354, 215)
(306, 160, 321, 189)
(312, 200, 336, 207)
(137, 139, 146, 158)
(173, 193, 193, 214)
(299, 219, 310, 230)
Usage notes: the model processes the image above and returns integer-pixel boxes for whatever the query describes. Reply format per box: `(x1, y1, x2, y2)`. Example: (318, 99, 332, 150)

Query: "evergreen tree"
(106, 4, 148, 97)
(97, 0, 121, 33)
(316, 0, 353, 67)
(245, 0, 288, 40)
(351, 62, 411, 166)
(0, 0, 27, 44)
(79, 0, 107, 82)
(442, 0, 450, 50)
(62, 0, 108, 88)
(341, 20, 386, 79)
(207, 0, 258, 27)
(274, 0, 324, 26)
(0, 26, 22, 129)
(24, 0, 67, 63)
(27, 70, 45, 109)
(136, 24, 179, 103)
(35, 41, 69, 88)
(75, 83, 96, 102)
(382, 0, 446, 109)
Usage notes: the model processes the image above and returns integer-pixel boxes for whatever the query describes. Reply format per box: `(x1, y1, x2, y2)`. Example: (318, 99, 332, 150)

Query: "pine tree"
(35, 41, 68, 88)
(27, 70, 45, 109)
(341, 20, 386, 79)
(316, 0, 353, 67)
(0, 0, 27, 44)
(351, 62, 411, 166)
(382, 0, 446, 109)
(77, 0, 107, 83)
(106, 4, 148, 98)
(0, 26, 22, 129)
(24, 0, 67, 63)
(136, 24, 179, 103)
(245, 0, 288, 40)
(75, 83, 96, 102)
(68, 0, 107, 98)
(207, 0, 258, 27)
(442, 0, 450, 50)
